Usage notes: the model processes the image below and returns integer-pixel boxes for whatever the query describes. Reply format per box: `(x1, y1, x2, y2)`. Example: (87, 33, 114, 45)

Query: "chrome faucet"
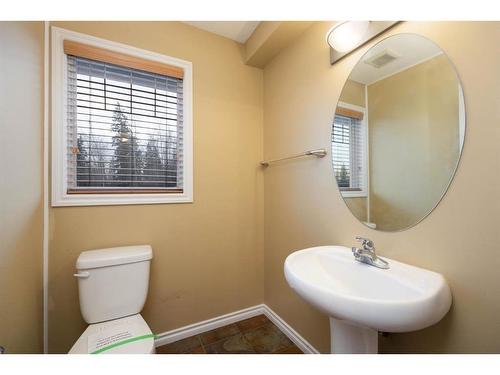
(352, 237, 389, 269)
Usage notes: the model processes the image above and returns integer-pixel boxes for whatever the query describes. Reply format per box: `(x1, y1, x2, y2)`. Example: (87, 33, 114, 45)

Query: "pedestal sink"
(284, 246, 452, 354)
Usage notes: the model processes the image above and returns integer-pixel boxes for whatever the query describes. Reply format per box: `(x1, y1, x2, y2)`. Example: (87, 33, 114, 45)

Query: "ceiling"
(349, 34, 443, 85)
(183, 21, 260, 43)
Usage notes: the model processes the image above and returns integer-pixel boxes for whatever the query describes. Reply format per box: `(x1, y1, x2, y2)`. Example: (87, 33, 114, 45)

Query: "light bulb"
(327, 21, 370, 52)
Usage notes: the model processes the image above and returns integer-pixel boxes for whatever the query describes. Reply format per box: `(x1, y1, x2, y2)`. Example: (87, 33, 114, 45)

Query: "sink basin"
(284, 246, 452, 353)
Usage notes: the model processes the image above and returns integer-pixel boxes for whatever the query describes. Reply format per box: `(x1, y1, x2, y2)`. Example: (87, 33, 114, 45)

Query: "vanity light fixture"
(326, 21, 370, 52)
(327, 21, 400, 65)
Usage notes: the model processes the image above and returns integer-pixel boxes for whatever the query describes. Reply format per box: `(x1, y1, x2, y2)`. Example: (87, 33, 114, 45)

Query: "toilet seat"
(69, 314, 155, 354)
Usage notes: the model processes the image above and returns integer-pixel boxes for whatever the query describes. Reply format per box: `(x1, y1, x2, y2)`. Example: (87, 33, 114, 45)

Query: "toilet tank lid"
(76, 245, 153, 269)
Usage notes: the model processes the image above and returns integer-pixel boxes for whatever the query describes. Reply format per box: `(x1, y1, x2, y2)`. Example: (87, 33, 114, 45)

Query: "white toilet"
(69, 245, 155, 354)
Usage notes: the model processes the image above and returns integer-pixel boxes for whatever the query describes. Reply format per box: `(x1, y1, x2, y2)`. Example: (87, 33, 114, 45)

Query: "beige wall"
(263, 21, 500, 353)
(245, 22, 313, 68)
(368, 54, 460, 231)
(338, 79, 368, 222)
(344, 197, 367, 222)
(339, 79, 365, 107)
(2, 20, 499, 355)
(0, 22, 44, 353)
(48, 22, 264, 353)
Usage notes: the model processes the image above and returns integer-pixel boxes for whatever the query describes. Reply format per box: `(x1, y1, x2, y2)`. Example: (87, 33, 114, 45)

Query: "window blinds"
(331, 114, 364, 191)
(66, 54, 184, 193)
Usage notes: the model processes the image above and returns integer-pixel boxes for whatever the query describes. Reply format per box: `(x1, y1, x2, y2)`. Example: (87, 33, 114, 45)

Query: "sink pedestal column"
(330, 318, 378, 354)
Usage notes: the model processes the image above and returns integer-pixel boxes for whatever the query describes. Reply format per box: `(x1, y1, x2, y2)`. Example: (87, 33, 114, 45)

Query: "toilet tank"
(75, 245, 153, 324)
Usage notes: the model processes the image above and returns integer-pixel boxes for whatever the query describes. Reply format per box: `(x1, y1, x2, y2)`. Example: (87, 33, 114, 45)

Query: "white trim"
(51, 27, 193, 207)
(366, 51, 444, 86)
(43, 21, 50, 354)
(335, 101, 368, 199)
(364, 85, 371, 223)
(458, 83, 465, 152)
(154, 305, 264, 347)
(262, 305, 320, 354)
(153, 304, 319, 354)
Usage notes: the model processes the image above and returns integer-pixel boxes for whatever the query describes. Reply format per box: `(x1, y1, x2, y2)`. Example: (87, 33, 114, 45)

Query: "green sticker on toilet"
(91, 334, 156, 354)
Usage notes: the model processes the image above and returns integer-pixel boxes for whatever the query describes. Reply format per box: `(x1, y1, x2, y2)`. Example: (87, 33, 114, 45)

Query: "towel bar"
(260, 148, 327, 167)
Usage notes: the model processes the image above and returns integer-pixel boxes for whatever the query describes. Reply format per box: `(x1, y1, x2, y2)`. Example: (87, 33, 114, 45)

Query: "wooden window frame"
(51, 27, 193, 207)
(335, 106, 364, 120)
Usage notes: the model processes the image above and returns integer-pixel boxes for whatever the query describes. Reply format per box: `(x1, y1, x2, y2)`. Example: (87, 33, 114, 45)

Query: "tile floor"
(156, 314, 304, 354)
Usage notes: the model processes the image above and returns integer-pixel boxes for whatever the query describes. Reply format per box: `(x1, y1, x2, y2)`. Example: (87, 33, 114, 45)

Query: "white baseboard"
(261, 305, 319, 354)
(154, 303, 319, 354)
(154, 305, 265, 347)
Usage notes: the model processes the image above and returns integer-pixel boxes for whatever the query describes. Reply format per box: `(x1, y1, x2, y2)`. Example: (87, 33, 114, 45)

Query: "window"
(331, 102, 367, 198)
(67, 55, 182, 192)
(52, 28, 192, 206)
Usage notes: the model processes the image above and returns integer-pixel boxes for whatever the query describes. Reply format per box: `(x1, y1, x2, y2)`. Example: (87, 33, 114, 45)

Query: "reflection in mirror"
(332, 34, 465, 232)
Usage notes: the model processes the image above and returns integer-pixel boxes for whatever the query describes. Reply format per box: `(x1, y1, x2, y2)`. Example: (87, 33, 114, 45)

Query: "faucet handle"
(355, 236, 374, 250)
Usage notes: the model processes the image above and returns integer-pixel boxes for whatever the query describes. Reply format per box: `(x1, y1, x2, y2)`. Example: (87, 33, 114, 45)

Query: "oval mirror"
(332, 33, 465, 231)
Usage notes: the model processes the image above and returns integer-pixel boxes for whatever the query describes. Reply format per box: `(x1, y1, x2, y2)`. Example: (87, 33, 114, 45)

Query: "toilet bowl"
(69, 245, 155, 354)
